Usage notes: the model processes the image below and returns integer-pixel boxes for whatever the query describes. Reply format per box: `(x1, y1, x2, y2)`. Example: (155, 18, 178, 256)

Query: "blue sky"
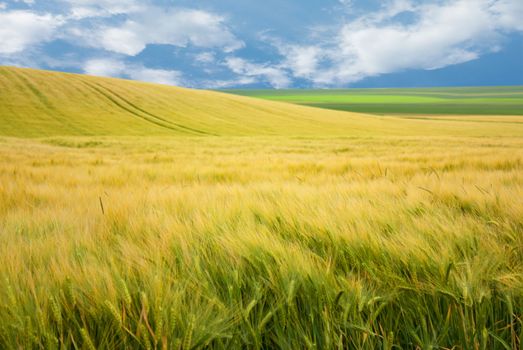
(0, 0, 522, 88)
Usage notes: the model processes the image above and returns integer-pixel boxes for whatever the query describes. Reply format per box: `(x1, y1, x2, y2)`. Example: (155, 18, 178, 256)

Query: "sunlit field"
(2, 135, 523, 349)
(1, 67, 523, 349)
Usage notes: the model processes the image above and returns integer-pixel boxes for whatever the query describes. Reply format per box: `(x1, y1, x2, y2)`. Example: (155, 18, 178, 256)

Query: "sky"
(0, 0, 522, 89)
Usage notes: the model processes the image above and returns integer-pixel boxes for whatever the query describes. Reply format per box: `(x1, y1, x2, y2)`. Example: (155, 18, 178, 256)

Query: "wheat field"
(1, 67, 523, 349)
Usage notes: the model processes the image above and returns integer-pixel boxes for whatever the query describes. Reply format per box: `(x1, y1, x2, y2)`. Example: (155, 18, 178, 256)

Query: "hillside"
(2, 66, 523, 138)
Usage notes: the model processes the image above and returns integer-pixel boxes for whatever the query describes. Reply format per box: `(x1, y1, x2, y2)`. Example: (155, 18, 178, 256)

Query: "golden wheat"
(0, 134, 522, 348)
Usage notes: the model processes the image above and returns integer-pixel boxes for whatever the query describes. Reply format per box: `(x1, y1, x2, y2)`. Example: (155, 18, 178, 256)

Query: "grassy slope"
(1, 66, 523, 137)
(223, 86, 523, 115)
(0, 66, 386, 137)
(1, 67, 523, 349)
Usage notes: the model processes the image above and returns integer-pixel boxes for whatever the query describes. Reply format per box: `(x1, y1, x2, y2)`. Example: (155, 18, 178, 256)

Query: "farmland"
(224, 86, 523, 116)
(1, 67, 523, 349)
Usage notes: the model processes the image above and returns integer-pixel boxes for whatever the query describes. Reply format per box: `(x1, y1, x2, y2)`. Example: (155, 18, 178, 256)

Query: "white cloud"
(83, 58, 183, 86)
(277, 44, 323, 80)
(0, 3, 241, 87)
(492, 0, 523, 31)
(275, 0, 523, 86)
(65, 0, 143, 18)
(202, 76, 258, 89)
(338, 1, 493, 74)
(1, 3, 242, 67)
(128, 67, 182, 86)
(0, 10, 63, 55)
(225, 57, 291, 89)
(195, 52, 216, 64)
(96, 26, 145, 56)
(84, 58, 126, 77)
(84, 7, 243, 56)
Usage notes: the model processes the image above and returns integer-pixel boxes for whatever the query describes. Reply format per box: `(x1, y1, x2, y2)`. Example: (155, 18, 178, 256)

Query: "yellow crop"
(0, 66, 522, 348)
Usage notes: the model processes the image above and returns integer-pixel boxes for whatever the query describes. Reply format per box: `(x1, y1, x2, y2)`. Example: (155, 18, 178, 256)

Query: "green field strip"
(224, 86, 523, 115)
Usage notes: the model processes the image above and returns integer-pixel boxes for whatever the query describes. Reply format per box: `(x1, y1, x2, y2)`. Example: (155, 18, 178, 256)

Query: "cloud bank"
(0, 10, 63, 54)
(84, 58, 183, 86)
(267, 0, 523, 86)
(84, 8, 243, 56)
(0, 0, 522, 87)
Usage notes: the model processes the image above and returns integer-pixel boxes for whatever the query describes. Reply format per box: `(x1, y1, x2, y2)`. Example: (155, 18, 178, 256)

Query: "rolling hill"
(1, 66, 523, 137)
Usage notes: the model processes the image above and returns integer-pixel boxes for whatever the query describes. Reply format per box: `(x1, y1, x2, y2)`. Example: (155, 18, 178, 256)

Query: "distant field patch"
(224, 86, 523, 115)
(257, 94, 447, 104)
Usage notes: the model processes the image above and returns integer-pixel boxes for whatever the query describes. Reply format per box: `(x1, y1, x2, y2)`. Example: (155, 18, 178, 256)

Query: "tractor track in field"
(96, 84, 218, 136)
(8, 69, 86, 134)
(80, 80, 213, 136)
(92, 82, 216, 136)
